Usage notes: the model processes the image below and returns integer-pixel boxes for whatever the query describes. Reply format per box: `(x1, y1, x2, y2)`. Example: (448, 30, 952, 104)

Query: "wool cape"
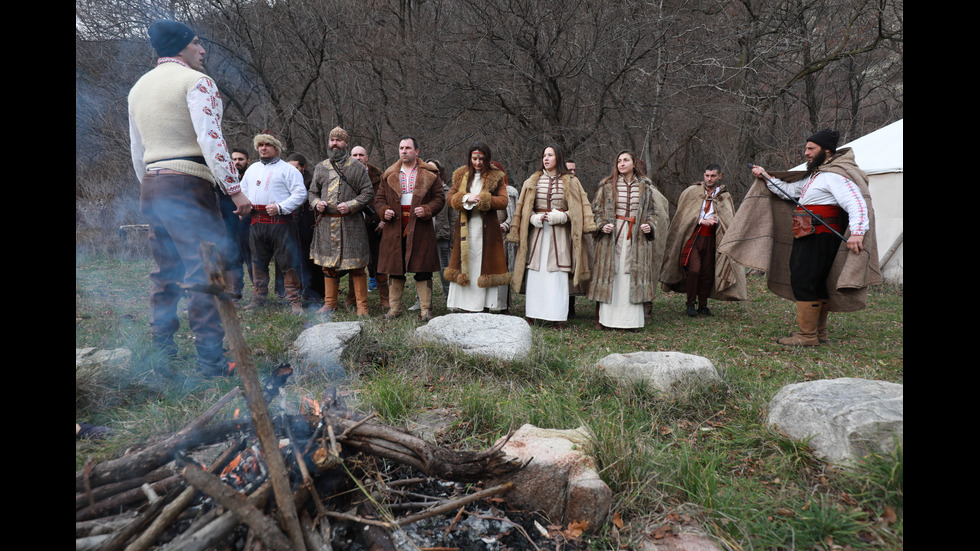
(660, 183, 747, 301)
(506, 172, 597, 294)
(444, 166, 511, 288)
(375, 160, 446, 276)
(717, 148, 881, 312)
(587, 176, 668, 304)
(308, 156, 374, 270)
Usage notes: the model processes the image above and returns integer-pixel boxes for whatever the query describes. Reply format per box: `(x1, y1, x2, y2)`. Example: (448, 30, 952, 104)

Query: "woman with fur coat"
(444, 142, 511, 312)
(507, 144, 596, 325)
(587, 151, 659, 329)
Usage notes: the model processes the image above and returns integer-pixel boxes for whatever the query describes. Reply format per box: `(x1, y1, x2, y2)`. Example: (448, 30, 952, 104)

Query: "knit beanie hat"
(807, 129, 840, 152)
(329, 126, 350, 144)
(148, 20, 196, 58)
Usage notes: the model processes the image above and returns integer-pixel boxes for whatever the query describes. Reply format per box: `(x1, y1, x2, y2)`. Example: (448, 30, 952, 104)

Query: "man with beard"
(240, 133, 307, 315)
(308, 128, 375, 316)
(660, 164, 746, 316)
(749, 129, 871, 346)
(220, 147, 252, 300)
(375, 137, 446, 321)
(129, 19, 251, 376)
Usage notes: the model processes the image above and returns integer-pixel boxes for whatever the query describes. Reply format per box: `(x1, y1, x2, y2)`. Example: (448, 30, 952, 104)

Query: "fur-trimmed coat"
(506, 172, 597, 294)
(660, 183, 746, 301)
(375, 160, 446, 275)
(444, 166, 511, 288)
(718, 148, 880, 311)
(587, 177, 667, 304)
(308, 156, 374, 270)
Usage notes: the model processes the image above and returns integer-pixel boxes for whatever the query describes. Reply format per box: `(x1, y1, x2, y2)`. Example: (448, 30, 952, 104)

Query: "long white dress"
(524, 174, 571, 321)
(446, 172, 505, 312)
(598, 177, 644, 328)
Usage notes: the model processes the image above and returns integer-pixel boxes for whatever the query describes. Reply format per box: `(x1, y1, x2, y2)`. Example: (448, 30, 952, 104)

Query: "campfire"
(75, 244, 570, 551)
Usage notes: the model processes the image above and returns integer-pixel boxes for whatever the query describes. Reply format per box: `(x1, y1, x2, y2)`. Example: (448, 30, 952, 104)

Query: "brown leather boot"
(283, 269, 304, 315)
(777, 301, 821, 347)
(318, 275, 339, 314)
(243, 264, 269, 310)
(377, 274, 390, 310)
(417, 279, 434, 322)
(816, 300, 830, 344)
(385, 277, 405, 320)
(352, 271, 370, 317)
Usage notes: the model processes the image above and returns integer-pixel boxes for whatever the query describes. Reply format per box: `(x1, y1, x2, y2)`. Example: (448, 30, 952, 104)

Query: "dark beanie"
(807, 129, 840, 152)
(148, 20, 196, 58)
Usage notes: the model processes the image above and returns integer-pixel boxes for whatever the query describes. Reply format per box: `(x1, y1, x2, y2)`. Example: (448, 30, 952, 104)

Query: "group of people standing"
(128, 19, 879, 377)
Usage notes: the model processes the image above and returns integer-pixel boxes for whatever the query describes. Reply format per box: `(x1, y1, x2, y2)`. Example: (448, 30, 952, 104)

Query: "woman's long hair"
(540, 143, 571, 177)
(466, 141, 494, 184)
(603, 150, 643, 186)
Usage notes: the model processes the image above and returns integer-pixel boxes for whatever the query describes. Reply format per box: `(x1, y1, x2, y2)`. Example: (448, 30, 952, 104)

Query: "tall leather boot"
(352, 271, 370, 317)
(816, 300, 830, 344)
(243, 264, 269, 310)
(283, 269, 304, 315)
(777, 301, 821, 347)
(385, 277, 405, 320)
(417, 279, 434, 322)
(318, 275, 339, 314)
(377, 274, 390, 310)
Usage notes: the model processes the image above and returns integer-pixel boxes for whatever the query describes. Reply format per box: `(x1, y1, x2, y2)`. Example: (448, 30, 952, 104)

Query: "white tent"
(794, 119, 904, 284)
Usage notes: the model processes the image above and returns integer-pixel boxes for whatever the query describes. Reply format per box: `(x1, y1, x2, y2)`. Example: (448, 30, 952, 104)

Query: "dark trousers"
(684, 234, 716, 306)
(790, 233, 840, 301)
(140, 172, 226, 348)
(217, 192, 247, 294)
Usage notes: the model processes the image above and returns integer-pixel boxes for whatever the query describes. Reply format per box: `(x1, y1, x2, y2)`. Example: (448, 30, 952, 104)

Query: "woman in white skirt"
(587, 151, 660, 329)
(508, 144, 596, 327)
(444, 143, 511, 312)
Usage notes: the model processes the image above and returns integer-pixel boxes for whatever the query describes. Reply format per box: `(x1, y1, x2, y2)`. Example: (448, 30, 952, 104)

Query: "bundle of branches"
(74, 242, 525, 551)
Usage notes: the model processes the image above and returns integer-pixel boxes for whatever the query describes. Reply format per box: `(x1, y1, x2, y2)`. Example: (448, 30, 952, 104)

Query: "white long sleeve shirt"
(766, 171, 869, 235)
(240, 158, 306, 215)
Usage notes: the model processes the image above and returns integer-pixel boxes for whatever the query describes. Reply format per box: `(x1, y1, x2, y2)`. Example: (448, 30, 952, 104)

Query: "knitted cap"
(329, 126, 350, 143)
(148, 20, 196, 58)
(807, 129, 840, 152)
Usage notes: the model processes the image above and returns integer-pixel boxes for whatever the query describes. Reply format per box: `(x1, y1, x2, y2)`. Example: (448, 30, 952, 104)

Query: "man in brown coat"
(375, 137, 446, 321)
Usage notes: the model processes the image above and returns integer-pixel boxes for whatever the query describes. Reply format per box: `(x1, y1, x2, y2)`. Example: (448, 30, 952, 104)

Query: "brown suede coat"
(444, 166, 511, 288)
(660, 183, 747, 301)
(507, 172, 597, 294)
(375, 160, 446, 275)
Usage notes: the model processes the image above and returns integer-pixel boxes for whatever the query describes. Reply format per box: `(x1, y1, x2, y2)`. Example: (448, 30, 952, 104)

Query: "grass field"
(76, 252, 903, 549)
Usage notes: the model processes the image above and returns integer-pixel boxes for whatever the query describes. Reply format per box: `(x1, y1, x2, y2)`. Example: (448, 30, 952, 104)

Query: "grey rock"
(597, 351, 722, 397)
(291, 321, 363, 378)
(415, 313, 532, 361)
(76, 347, 132, 369)
(767, 377, 903, 464)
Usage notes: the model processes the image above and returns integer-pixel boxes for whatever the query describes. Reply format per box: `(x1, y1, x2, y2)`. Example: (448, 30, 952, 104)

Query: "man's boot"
(243, 265, 269, 310)
(417, 279, 434, 322)
(352, 271, 370, 317)
(816, 300, 830, 344)
(225, 270, 243, 302)
(197, 342, 234, 378)
(777, 301, 822, 347)
(283, 269, 304, 315)
(318, 275, 339, 314)
(385, 277, 405, 320)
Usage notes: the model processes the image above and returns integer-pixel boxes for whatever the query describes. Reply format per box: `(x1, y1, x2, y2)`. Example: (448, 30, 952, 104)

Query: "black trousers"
(789, 233, 841, 301)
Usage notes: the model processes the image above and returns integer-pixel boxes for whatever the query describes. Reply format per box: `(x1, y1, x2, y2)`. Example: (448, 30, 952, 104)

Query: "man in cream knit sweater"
(129, 19, 252, 377)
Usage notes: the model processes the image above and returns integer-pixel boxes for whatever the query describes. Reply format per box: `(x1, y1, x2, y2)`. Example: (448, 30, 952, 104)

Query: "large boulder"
(291, 321, 363, 378)
(487, 424, 611, 530)
(766, 377, 903, 464)
(415, 313, 532, 361)
(597, 352, 723, 397)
